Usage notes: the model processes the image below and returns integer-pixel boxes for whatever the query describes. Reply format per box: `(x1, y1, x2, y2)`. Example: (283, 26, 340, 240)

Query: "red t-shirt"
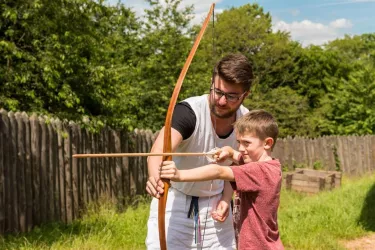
(230, 159, 284, 250)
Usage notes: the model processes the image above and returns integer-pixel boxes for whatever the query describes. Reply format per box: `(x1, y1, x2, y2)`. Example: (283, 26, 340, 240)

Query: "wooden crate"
(285, 168, 342, 194)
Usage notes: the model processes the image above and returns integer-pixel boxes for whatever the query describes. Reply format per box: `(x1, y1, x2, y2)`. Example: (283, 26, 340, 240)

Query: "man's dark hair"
(213, 53, 254, 91)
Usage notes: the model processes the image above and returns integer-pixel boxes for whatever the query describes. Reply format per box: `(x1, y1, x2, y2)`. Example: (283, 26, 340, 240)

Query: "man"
(145, 53, 254, 249)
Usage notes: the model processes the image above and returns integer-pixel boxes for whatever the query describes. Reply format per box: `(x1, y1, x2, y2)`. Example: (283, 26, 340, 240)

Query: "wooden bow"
(158, 3, 215, 250)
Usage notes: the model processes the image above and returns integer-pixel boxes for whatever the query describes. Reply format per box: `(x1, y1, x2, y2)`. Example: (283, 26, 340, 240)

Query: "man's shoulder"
(183, 94, 207, 104)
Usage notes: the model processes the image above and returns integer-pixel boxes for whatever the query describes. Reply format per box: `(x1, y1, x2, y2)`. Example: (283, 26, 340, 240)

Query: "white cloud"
(114, 0, 222, 25)
(273, 18, 354, 46)
(330, 18, 353, 28)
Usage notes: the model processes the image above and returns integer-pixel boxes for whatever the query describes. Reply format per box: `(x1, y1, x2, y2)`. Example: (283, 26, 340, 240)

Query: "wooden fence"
(273, 136, 375, 175)
(1, 110, 375, 234)
(0, 110, 156, 234)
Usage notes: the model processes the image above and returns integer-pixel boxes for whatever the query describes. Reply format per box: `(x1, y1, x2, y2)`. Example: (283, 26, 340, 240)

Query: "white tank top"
(172, 94, 249, 196)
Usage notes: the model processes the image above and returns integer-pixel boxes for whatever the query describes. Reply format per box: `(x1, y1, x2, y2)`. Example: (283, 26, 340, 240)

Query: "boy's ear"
(264, 137, 274, 150)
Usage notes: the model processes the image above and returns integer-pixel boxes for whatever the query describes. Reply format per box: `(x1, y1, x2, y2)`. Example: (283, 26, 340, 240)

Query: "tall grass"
(1, 174, 374, 249)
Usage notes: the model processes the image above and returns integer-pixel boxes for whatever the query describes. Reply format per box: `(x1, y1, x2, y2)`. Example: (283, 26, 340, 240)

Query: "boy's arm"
(222, 180, 234, 201)
(160, 161, 235, 182)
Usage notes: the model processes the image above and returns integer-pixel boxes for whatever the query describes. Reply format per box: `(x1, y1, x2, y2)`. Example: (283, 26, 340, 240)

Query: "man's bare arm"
(146, 127, 183, 198)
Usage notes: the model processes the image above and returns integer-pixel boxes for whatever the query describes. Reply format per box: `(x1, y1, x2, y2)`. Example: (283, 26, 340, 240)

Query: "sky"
(117, 0, 375, 46)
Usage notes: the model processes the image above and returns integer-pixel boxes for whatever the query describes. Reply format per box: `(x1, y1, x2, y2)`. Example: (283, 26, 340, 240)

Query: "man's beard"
(210, 102, 237, 119)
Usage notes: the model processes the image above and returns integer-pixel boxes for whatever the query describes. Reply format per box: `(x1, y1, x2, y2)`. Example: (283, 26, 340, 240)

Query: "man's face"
(236, 132, 268, 163)
(209, 76, 249, 119)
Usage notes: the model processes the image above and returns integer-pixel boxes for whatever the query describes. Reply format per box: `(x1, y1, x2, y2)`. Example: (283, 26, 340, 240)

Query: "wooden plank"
(291, 173, 320, 182)
(139, 130, 146, 193)
(9, 112, 19, 232)
(306, 138, 313, 169)
(63, 122, 72, 223)
(364, 136, 371, 173)
(22, 113, 33, 232)
(350, 136, 357, 175)
(39, 117, 48, 224)
(121, 131, 130, 198)
(91, 132, 97, 201)
(103, 129, 110, 196)
(299, 168, 333, 177)
(78, 126, 84, 211)
(55, 119, 66, 223)
(46, 118, 55, 222)
(51, 119, 60, 222)
(16, 112, 26, 232)
(291, 185, 320, 194)
(30, 114, 41, 227)
(114, 130, 122, 207)
(0, 110, 8, 233)
(330, 136, 338, 171)
(129, 131, 137, 196)
(70, 123, 79, 219)
(336, 136, 344, 172)
(285, 174, 292, 190)
(109, 130, 116, 201)
(86, 131, 94, 202)
(343, 136, 351, 174)
(291, 179, 320, 188)
(301, 137, 309, 167)
(0, 111, 3, 234)
(319, 177, 325, 190)
(93, 132, 99, 200)
(79, 128, 88, 210)
(83, 129, 90, 204)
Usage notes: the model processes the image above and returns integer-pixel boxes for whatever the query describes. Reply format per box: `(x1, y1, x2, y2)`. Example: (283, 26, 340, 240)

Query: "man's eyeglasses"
(210, 88, 246, 103)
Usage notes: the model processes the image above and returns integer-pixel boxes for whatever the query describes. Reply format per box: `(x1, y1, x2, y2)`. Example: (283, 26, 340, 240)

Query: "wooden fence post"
(15, 112, 26, 233)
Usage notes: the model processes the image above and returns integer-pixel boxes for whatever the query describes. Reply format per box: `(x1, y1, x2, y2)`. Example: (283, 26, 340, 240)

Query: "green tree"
(0, 0, 139, 129)
(115, 0, 197, 130)
(314, 62, 375, 135)
(245, 87, 310, 137)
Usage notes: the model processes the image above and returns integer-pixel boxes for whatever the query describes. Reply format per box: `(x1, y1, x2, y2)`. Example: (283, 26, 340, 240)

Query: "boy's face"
(236, 132, 270, 163)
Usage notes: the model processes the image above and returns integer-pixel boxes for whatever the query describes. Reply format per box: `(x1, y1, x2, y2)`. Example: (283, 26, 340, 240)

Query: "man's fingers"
(146, 176, 165, 197)
(146, 185, 160, 199)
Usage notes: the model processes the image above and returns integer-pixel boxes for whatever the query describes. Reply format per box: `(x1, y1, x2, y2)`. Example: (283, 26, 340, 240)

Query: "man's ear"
(264, 137, 274, 150)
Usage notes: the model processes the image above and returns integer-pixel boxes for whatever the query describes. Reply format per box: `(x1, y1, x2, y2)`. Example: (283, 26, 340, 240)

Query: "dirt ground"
(342, 233, 375, 250)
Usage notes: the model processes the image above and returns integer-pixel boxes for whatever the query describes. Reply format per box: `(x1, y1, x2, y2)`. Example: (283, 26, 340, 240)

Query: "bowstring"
(200, 6, 215, 249)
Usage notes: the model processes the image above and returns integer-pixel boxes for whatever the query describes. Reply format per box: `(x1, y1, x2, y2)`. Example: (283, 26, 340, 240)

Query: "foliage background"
(1, 0, 375, 137)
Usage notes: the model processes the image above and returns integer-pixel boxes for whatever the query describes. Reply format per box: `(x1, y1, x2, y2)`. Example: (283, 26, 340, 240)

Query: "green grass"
(279, 174, 375, 249)
(1, 174, 375, 249)
(0, 196, 151, 250)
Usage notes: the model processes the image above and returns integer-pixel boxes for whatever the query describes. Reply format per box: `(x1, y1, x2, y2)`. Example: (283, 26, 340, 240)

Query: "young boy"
(160, 110, 284, 250)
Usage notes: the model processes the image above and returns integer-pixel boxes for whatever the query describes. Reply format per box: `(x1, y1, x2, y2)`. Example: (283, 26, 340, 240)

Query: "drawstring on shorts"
(188, 196, 201, 244)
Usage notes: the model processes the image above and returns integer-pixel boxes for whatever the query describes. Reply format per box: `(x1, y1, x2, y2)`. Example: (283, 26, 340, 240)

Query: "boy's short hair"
(234, 110, 279, 149)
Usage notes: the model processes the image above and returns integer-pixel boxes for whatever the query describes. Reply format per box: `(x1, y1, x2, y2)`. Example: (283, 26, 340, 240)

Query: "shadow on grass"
(359, 182, 375, 231)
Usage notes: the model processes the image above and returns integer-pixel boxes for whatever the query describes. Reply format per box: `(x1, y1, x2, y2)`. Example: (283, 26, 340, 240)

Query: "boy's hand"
(212, 199, 230, 222)
(214, 146, 234, 163)
(160, 161, 181, 181)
